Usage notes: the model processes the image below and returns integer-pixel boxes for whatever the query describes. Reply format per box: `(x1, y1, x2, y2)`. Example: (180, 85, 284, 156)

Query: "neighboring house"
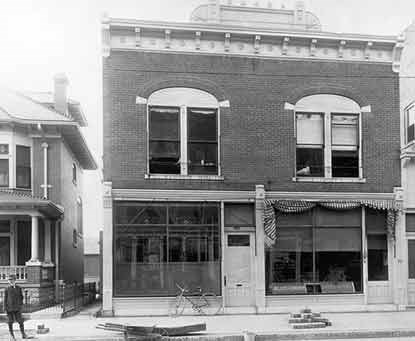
(84, 236, 101, 290)
(399, 21, 415, 306)
(102, 0, 405, 315)
(0, 74, 97, 309)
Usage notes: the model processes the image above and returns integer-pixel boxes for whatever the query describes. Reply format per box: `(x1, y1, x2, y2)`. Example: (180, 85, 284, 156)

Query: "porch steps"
(289, 308, 332, 329)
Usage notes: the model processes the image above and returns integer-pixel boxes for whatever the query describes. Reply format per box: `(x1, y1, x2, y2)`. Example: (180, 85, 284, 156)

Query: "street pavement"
(2, 307, 415, 340)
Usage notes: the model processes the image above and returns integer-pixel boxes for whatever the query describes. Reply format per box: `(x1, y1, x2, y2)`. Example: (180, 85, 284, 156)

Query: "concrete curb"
(256, 329, 415, 340)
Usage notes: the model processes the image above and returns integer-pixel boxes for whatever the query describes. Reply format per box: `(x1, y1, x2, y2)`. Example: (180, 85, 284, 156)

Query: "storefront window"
(114, 202, 220, 297)
(266, 208, 362, 295)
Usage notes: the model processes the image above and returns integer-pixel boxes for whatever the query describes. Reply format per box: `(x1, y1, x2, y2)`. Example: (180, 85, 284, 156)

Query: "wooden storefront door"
(223, 232, 255, 307)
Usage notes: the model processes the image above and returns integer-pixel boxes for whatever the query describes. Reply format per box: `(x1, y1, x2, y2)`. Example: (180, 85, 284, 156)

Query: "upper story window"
(295, 94, 361, 178)
(72, 163, 77, 184)
(148, 88, 219, 176)
(0, 144, 9, 187)
(405, 103, 415, 144)
(16, 145, 31, 189)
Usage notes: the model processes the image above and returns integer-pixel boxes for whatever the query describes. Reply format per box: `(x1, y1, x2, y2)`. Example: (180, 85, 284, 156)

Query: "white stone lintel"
(136, 96, 148, 104)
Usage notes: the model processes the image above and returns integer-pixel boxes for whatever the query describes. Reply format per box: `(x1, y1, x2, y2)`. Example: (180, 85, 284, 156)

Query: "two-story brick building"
(102, 1, 405, 315)
(0, 74, 97, 309)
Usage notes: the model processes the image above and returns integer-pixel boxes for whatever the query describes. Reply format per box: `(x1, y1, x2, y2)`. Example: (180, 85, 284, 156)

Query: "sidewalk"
(2, 309, 415, 340)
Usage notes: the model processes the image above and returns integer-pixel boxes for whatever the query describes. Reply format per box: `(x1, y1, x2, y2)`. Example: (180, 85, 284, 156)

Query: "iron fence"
(60, 282, 97, 316)
(0, 289, 56, 313)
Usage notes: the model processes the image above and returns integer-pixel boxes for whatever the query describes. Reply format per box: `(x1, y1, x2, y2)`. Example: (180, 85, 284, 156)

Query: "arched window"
(147, 88, 219, 176)
(294, 94, 361, 178)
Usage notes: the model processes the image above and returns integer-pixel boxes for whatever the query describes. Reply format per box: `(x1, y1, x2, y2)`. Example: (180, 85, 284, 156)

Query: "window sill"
(145, 174, 224, 181)
(292, 177, 366, 183)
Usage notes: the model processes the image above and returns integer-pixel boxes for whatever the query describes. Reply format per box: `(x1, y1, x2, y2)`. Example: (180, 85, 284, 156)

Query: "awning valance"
(264, 199, 400, 247)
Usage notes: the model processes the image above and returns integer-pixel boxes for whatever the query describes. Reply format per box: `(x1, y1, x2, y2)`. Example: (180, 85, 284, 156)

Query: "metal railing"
(0, 288, 56, 313)
(0, 266, 27, 281)
(60, 282, 97, 316)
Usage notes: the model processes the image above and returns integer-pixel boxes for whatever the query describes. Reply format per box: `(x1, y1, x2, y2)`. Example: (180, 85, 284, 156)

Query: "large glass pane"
(149, 107, 180, 174)
(332, 150, 358, 177)
(188, 108, 218, 175)
(266, 227, 313, 295)
(316, 227, 362, 293)
(149, 107, 179, 140)
(0, 159, 9, 187)
(115, 203, 166, 225)
(188, 108, 217, 141)
(224, 204, 255, 227)
(188, 142, 218, 174)
(296, 147, 324, 176)
(114, 202, 220, 296)
(368, 234, 388, 281)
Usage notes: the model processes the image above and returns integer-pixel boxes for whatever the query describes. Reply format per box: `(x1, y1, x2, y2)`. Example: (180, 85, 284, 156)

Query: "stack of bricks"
(289, 308, 332, 329)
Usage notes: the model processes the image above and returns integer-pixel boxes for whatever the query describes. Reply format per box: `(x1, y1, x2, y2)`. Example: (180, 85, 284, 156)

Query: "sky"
(0, 0, 414, 251)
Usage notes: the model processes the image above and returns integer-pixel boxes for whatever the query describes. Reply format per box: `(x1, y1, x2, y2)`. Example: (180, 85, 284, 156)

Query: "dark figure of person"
(4, 274, 28, 340)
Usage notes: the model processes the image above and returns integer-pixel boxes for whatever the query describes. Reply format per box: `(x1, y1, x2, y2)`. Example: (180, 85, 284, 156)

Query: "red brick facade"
(103, 51, 400, 192)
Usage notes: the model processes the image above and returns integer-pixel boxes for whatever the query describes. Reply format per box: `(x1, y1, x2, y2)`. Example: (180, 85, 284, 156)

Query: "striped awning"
(264, 199, 401, 247)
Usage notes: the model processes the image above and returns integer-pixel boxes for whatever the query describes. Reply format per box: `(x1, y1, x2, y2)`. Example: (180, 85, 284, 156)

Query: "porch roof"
(0, 190, 63, 219)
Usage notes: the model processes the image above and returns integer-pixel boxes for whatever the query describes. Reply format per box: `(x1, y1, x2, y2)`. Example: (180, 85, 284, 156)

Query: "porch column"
(102, 181, 114, 316)
(44, 219, 52, 265)
(255, 184, 266, 312)
(26, 215, 41, 265)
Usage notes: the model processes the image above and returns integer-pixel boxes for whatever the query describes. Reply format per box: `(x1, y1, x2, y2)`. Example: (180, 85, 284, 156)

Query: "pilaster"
(102, 181, 114, 316)
(393, 187, 407, 308)
(255, 184, 266, 312)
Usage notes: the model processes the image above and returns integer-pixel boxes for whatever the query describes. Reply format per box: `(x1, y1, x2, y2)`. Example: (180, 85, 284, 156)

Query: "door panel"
(224, 232, 254, 307)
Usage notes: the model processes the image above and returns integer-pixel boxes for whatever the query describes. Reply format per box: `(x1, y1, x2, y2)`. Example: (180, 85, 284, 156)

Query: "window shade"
(296, 113, 323, 145)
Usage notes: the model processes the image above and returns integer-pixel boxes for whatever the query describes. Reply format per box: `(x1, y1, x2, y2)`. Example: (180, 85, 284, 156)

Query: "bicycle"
(169, 283, 223, 316)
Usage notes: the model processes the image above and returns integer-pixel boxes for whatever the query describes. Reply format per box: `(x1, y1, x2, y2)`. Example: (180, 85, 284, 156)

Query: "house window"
(294, 95, 361, 178)
(72, 163, 77, 184)
(0, 145, 9, 155)
(296, 113, 324, 176)
(77, 198, 83, 235)
(405, 103, 415, 144)
(16, 145, 31, 188)
(0, 160, 8, 187)
(331, 114, 359, 177)
(148, 88, 219, 176)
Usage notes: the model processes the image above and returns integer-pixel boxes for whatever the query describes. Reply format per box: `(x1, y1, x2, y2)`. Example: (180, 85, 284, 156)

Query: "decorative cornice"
(104, 18, 401, 70)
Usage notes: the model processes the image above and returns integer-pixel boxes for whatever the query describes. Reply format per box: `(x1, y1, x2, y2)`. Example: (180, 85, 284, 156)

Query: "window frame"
(293, 96, 363, 181)
(15, 145, 31, 189)
(405, 102, 415, 145)
(146, 88, 221, 178)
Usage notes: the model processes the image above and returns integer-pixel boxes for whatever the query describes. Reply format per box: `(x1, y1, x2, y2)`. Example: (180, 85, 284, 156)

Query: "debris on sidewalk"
(289, 308, 332, 329)
(97, 322, 206, 339)
(36, 324, 50, 334)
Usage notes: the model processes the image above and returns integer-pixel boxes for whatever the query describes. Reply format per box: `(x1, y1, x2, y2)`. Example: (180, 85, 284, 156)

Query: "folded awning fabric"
(264, 199, 401, 247)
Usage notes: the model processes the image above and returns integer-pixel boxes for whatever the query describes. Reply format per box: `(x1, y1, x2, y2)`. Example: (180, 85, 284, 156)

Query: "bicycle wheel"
(201, 293, 223, 315)
(168, 294, 185, 317)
